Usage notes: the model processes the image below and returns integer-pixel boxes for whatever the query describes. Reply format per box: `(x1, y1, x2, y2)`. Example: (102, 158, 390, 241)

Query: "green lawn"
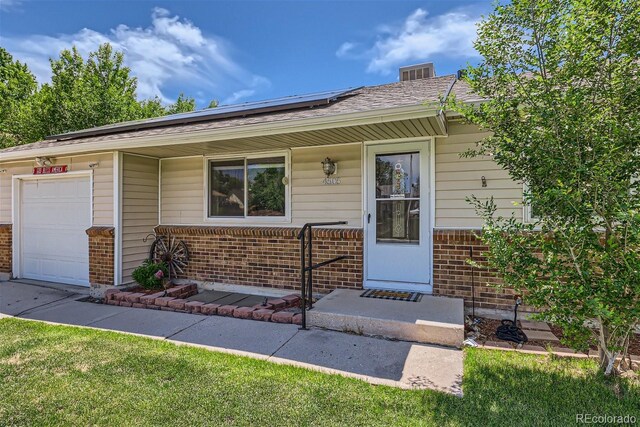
(0, 318, 638, 426)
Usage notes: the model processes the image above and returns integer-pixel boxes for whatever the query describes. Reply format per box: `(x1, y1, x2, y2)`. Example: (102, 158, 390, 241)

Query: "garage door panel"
(37, 181, 58, 197)
(22, 256, 39, 277)
(23, 228, 87, 258)
(20, 177, 91, 287)
(23, 202, 89, 226)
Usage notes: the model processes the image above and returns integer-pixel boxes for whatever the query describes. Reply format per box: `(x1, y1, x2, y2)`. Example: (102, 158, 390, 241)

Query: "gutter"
(0, 105, 442, 162)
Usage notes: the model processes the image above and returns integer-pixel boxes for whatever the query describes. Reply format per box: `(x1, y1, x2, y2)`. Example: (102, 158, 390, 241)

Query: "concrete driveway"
(0, 280, 463, 394)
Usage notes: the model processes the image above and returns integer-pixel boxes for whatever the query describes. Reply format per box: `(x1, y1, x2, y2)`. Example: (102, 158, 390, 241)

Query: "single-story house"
(0, 63, 524, 312)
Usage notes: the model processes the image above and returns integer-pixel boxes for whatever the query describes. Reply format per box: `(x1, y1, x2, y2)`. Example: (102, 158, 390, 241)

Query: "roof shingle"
(0, 76, 477, 154)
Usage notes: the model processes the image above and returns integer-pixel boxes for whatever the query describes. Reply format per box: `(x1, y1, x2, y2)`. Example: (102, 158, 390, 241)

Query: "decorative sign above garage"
(33, 165, 68, 175)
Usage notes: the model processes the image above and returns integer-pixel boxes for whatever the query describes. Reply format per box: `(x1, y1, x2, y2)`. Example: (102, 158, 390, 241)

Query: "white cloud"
(2, 8, 270, 104)
(337, 8, 480, 75)
(0, 0, 21, 11)
(336, 42, 357, 58)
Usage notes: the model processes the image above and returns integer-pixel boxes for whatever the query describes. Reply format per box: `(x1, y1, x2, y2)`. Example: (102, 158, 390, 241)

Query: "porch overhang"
(0, 106, 446, 161)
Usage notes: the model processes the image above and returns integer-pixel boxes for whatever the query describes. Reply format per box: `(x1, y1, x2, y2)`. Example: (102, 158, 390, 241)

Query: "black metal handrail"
(297, 221, 348, 330)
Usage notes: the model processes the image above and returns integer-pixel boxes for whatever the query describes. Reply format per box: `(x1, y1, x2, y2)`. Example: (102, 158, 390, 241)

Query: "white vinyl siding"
(121, 154, 159, 284)
(160, 157, 204, 224)
(435, 122, 523, 228)
(0, 153, 114, 225)
(291, 144, 362, 227)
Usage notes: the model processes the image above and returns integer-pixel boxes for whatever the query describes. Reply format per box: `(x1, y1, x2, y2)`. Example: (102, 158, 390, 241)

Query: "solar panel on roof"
(163, 88, 356, 120)
(46, 87, 359, 141)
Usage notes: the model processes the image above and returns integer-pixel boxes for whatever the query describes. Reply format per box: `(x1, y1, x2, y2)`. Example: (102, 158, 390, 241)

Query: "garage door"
(20, 176, 91, 286)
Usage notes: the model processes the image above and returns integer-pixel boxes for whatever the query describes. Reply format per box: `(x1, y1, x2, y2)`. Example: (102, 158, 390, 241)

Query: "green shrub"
(131, 260, 169, 289)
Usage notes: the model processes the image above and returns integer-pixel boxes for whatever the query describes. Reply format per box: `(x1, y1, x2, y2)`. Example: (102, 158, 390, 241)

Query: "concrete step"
(307, 289, 464, 348)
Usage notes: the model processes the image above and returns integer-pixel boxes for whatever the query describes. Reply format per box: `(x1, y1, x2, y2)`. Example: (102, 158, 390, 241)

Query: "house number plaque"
(322, 177, 341, 185)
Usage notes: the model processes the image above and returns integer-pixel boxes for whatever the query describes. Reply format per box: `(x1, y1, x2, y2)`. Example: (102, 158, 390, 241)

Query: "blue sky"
(0, 0, 490, 108)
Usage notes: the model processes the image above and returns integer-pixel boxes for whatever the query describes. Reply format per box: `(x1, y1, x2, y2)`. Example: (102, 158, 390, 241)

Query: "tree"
(248, 167, 285, 215)
(453, 0, 640, 375)
(0, 48, 37, 147)
(1, 43, 201, 145)
(166, 93, 196, 115)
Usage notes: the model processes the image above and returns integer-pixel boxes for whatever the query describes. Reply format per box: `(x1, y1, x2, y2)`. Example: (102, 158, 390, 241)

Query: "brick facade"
(0, 224, 12, 275)
(86, 226, 115, 287)
(155, 225, 363, 294)
(432, 229, 520, 311)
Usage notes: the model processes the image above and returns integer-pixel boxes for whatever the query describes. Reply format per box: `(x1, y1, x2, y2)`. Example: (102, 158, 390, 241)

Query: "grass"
(0, 318, 638, 426)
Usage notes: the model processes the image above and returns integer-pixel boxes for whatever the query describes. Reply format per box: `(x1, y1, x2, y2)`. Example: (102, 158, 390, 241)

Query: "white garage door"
(20, 176, 91, 286)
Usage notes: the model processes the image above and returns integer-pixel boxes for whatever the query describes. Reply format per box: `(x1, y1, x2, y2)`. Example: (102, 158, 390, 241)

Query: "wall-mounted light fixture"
(89, 162, 100, 169)
(35, 157, 53, 167)
(0, 169, 7, 174)
(481, 176, 487, 188)
(321, 157, 337, 177)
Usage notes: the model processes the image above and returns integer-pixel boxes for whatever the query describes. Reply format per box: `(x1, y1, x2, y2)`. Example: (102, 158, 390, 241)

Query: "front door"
(365, 142, 431, 292)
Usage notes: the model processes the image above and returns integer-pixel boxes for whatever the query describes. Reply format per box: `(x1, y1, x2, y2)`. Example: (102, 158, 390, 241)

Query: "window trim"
(203, 150, 291, 224)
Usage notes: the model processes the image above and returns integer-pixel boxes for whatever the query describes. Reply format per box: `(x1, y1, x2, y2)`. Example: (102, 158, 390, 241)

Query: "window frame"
(204, 151, 291, 224)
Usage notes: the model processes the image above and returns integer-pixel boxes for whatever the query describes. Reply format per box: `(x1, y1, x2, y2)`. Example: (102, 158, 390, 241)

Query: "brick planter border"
(104, 284, 302, 325)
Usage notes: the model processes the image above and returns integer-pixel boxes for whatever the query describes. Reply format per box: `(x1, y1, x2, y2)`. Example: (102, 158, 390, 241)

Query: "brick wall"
(155, 225, 363, 294)
(0, 224, 11, 275)
(86, 226, 115, 286)
(433, 229, 520, 311)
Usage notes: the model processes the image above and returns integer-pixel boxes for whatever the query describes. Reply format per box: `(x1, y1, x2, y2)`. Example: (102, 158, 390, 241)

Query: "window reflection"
(375, 152, 420, 244)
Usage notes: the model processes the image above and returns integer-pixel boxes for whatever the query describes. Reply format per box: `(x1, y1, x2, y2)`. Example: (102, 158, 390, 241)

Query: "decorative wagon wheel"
(148, 234, 190, 279)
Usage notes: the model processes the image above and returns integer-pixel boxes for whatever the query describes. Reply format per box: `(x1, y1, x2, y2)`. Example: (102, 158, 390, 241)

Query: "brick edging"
(155, 225, 363, 240)
(105, 284, 303, 325)
(86, 226, 115, 237)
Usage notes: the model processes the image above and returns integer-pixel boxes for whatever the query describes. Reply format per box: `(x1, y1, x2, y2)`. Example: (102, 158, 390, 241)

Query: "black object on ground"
(496, 297, 528, 344)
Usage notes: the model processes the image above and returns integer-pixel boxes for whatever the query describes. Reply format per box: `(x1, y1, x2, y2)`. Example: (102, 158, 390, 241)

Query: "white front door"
(365, 142, 431, 292)
(19, 176, 91, 286)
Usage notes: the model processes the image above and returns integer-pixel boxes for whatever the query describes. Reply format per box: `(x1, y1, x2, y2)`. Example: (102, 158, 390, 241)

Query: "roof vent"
(399, 63, 435, 81)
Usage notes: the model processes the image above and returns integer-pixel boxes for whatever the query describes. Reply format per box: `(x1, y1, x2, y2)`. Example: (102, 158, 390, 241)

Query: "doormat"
(360, 289, 422, 302)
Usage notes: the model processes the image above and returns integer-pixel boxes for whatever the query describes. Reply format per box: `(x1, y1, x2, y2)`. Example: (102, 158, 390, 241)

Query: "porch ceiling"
(121, 116, 444, 158)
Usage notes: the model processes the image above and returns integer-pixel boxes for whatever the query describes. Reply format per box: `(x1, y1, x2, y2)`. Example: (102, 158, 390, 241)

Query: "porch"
(308, 289, 464, 348)
(103, 277, 464, 347)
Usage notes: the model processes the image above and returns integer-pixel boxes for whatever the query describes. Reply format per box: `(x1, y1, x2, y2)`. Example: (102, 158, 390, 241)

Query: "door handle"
(367, 213, 371, 224)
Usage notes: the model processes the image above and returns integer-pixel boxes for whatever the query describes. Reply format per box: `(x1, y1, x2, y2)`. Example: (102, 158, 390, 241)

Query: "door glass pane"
(247, 157, 286, 216)
(376, 200, 420, 244)
(375, 152, 420, 199)
(209, 159, 245, 217)
(375, 152, 420, 244)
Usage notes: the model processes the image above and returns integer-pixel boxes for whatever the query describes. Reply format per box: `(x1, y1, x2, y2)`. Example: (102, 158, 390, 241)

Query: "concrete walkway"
(0, 280, 463, 395)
